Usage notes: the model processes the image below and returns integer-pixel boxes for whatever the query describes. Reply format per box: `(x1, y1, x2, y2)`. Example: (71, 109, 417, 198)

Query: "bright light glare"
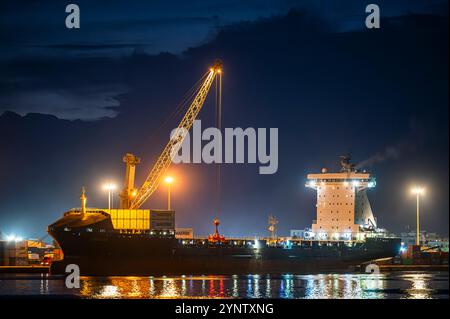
(308, 180, 316, 187)
(411, 186, 425, 195)
(103, 183, 117, 191)
(164, 176, 174, 184)
(352, 180, 360, 187)
(6, 234, 23, 242)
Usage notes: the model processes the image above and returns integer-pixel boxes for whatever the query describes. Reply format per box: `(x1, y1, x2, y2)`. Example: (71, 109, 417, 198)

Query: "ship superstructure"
(306, 156, 377, 241)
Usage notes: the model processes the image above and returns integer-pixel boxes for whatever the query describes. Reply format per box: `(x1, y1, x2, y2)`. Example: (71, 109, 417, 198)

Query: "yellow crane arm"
(130, 61, 222, 209)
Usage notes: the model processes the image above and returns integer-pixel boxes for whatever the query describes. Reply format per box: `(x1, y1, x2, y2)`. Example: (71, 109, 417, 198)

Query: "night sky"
(0, 0, 448, 240)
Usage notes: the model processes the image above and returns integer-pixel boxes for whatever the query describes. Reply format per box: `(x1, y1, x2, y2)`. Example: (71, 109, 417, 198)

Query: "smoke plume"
(356, 143, 413, 169)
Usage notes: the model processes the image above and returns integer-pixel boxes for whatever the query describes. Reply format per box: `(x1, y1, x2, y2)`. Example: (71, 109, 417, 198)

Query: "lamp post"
(103, 183, 117, 210)
(164, 176, 174, 210)
(411, 186, 425, 246)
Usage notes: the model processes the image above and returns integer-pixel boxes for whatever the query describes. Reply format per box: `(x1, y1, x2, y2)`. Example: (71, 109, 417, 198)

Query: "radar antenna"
(340, 155, 356, 173)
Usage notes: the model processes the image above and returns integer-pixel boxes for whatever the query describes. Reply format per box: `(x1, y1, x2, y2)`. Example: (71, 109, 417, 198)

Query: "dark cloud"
(28, 43, 153, 51)
(0, 85, 127, 120)
(0, 7, 448, 239)
(1, 2, 448, 120)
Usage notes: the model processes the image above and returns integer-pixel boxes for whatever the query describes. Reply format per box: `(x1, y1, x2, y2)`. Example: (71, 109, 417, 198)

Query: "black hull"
(51, 258, 374, 276)
(49, 230, 401, 276)
(48, 211, 401, 276)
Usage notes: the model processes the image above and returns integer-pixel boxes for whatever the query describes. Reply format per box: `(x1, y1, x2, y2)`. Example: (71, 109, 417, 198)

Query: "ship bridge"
(306, 156, 377, 241)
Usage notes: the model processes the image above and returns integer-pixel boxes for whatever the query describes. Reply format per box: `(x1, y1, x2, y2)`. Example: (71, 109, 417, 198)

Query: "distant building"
(175, 228, 194, 239)
(1, 238, 58, 265)
(290, 230, 304, 239)
(400, 231, 427, 246)
(427, 240, 449, 252)
(0, 242, 3, 265)
(399, 230, 449, 252)
(0, 239, 28, 266)
(306, 156, 376, 240)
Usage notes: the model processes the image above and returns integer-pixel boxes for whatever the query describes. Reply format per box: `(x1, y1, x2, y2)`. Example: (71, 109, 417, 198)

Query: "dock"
(377, 264, 448, 272)
(357, 255, 449, 273)
(0, 266, 49, 274)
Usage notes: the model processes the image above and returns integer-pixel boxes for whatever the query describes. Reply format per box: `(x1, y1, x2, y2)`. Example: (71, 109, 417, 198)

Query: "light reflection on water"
(403, 273, 435, 299)
(0, 272, 447, 299)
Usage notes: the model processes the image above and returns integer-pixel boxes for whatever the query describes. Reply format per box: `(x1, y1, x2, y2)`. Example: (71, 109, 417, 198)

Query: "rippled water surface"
(0, 272, 448, 299)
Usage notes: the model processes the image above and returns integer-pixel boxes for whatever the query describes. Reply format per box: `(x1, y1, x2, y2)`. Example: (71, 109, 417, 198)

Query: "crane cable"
(145, 71, 210, 145)
(215, 71, 222, 219)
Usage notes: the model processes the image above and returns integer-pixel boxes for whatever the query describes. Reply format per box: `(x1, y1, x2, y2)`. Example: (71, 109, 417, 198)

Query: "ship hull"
(49, 229, 401, 276)
(48, 211, 401, 276)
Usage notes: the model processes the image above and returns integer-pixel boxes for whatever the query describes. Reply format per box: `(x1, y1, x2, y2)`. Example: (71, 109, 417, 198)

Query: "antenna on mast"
(268, 214, 278, 242)
(80, 187, 87, 215)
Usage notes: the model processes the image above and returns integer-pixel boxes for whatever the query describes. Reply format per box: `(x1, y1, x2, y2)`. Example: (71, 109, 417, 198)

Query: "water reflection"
(232, 275, 238, 298)
(181, 278, 186, 296)
(280, 274, 294, 298)
(403, 273, 434, 299)
(160, 278, 177, 298)
(100, 285, 119, 298)
(265, 277, 271, 298)
(3, 272, 440, 299)
(246, 274, 253, 298)
(40, 273, 49, 295)
(149, 278, 155, 295)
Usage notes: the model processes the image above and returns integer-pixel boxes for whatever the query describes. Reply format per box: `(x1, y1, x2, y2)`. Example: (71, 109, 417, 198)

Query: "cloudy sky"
(0, 0, 448, 238)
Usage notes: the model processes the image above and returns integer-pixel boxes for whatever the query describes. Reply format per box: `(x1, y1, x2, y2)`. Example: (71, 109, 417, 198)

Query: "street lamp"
(411, 186, 425, 246)
(103, 183, 117, 210)
(164, 176, 174, 210)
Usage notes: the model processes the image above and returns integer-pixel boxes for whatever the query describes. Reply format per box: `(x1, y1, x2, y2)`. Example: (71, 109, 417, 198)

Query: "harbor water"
(0, 271, 448, 299)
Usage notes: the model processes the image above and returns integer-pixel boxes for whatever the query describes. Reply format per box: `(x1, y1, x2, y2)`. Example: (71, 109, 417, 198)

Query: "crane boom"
(130, 61, 222, 209)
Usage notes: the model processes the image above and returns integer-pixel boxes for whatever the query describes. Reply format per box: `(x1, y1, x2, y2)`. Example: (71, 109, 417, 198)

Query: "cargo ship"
(48, 157, 401, 276)
(48, 64, 400, 275)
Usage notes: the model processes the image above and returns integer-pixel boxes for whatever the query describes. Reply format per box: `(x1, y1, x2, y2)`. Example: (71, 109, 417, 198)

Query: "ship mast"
(268, 214, 278, 241)
(80, 187, 87, 215)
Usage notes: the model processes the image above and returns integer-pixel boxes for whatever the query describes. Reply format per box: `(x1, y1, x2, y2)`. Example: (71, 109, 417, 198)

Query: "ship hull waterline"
(49, 230, 401, 276)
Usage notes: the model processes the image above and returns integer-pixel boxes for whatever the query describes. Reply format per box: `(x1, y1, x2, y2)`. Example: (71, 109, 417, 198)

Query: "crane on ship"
(118, 60, 223, 215)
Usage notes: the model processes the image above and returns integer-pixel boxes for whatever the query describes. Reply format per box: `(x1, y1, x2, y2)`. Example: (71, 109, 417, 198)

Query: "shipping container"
(108, 209, 150, 230)
(107, 209, 174, 231)
(150, 210, 175, 230)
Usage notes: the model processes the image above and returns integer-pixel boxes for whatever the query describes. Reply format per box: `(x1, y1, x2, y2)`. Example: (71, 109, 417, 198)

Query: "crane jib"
(130, 63, 221, 209)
